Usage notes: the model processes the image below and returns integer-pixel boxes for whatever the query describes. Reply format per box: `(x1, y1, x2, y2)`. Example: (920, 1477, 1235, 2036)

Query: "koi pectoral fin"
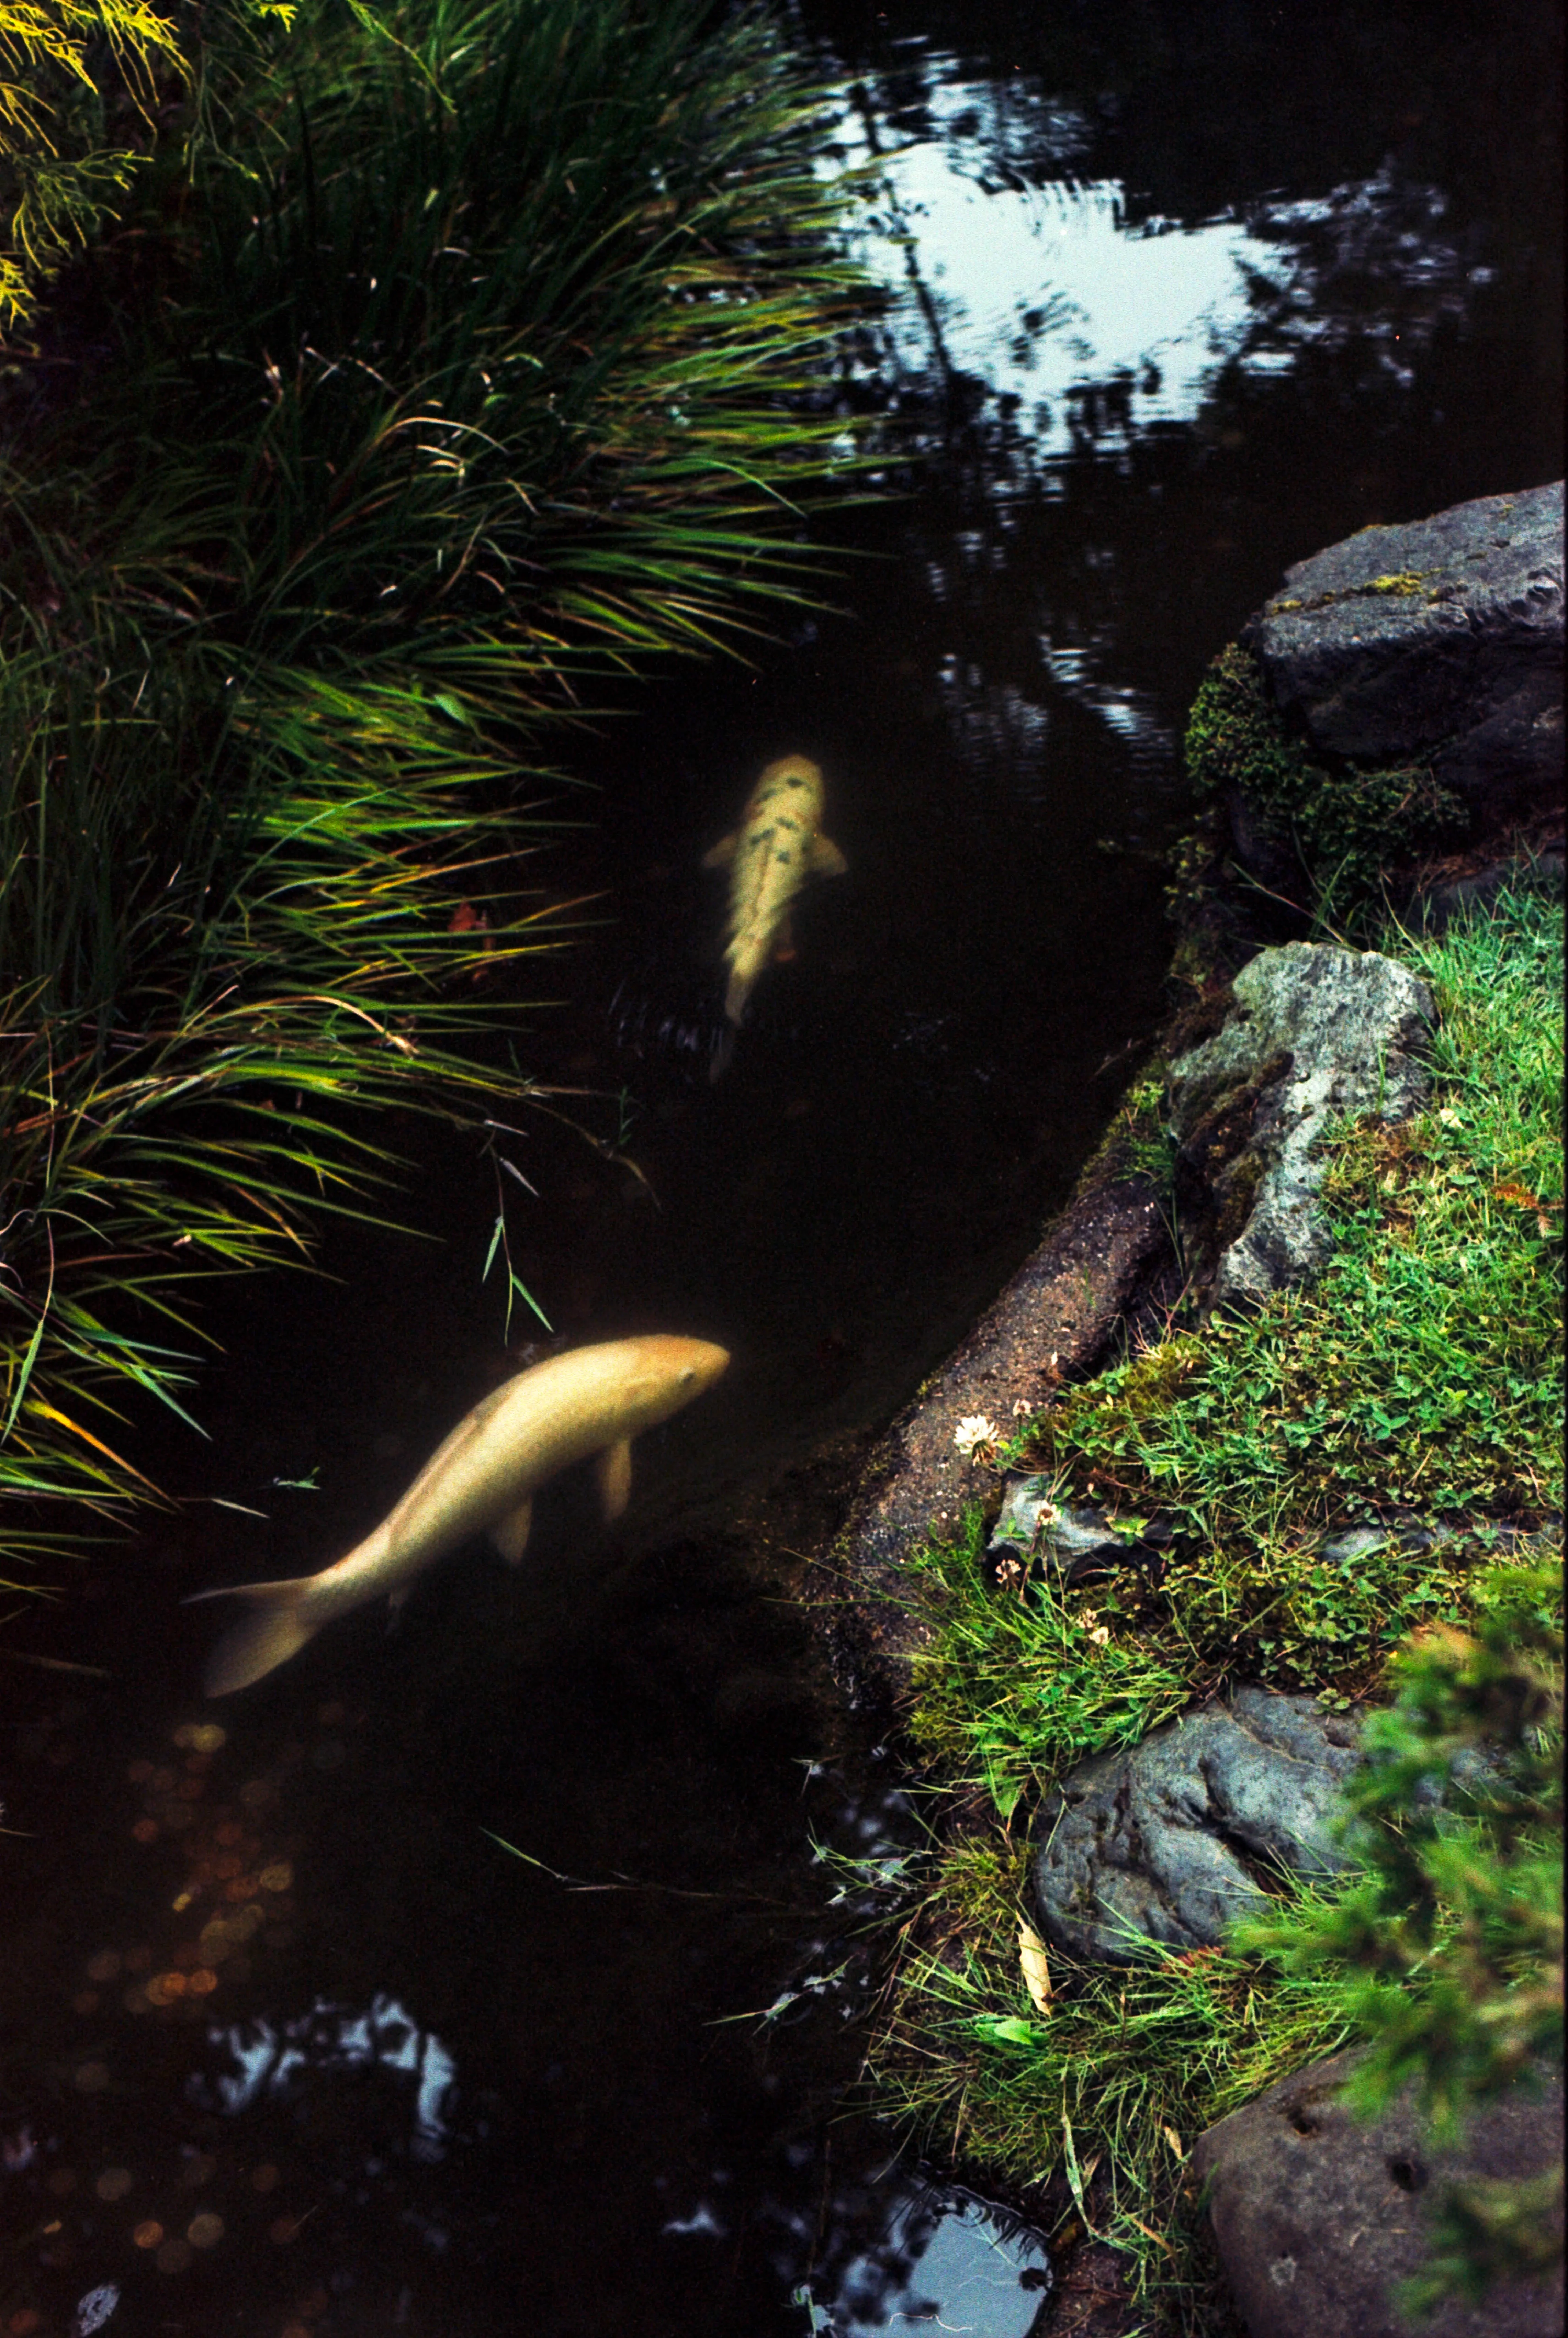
(772, 914, 796, 964)
(809, 834, 847, 878)
(702, 832, 738, 870)
(596, 1438, 633, 1521)
(490, 1497, 533, 1566)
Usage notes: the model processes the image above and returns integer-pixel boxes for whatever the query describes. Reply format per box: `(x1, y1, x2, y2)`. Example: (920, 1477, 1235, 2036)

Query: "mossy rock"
(1183, 641, 1466, 925)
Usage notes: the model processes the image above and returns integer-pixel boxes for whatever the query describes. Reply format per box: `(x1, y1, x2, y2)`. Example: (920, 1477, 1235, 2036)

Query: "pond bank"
(811, 484, 1563, 2334)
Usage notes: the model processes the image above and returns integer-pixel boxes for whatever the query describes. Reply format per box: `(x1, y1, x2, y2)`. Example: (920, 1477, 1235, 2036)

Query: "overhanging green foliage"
(1235, 1561, 1563, 2311)
(0, 0, 881, 1563)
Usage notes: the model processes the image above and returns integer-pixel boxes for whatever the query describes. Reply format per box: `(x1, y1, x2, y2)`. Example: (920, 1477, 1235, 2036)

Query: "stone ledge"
(811, 1140, 1171, 1713)
(1242, 481, 1563, 830)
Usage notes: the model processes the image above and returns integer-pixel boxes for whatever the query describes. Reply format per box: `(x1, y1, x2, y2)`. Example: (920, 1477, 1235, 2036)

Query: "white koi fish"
(703, 755, 847, 1029)
(190, 1335, 730, 1696)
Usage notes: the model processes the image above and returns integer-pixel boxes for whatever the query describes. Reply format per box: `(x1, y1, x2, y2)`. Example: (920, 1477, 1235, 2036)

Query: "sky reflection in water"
(829, 43, 1492, 464)
(202, 1996, 458, 2164)
(794, 2188, 1052, 2336)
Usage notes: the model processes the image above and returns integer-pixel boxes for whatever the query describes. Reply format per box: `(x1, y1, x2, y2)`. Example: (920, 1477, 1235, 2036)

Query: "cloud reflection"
(199, 1994, 456, 2162)
(790, 2184, 1052, 2338)
(828, 49, 1490, 463)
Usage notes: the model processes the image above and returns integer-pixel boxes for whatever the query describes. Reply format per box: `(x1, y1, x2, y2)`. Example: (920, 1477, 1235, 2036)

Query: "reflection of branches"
(1235, 167, 1486, 383)
(848, 80, 960, 409)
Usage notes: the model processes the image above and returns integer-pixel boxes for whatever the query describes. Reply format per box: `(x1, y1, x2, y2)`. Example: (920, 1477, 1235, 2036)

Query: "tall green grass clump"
(0, 0, 878, 1565)
(867, 885, 1563, 2324)
(862, 1836, 1356, 2329)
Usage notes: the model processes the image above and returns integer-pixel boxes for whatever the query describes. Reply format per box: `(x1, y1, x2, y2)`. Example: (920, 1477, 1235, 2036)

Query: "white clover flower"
(952, 1413, 1001, 1457)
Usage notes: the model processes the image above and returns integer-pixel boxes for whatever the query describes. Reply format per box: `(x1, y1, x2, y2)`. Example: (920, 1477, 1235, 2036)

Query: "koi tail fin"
(186, 1576, 326, 1697)
(708, 1021, 738, 1083)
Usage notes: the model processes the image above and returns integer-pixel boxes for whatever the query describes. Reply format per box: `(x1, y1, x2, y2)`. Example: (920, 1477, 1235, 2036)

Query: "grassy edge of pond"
(848, 880, 1563, 2332)
(0, 0, 884, 1576)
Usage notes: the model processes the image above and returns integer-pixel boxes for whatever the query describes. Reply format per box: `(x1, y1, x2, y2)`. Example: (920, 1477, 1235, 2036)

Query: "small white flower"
(952, 1413, 1001, 1456)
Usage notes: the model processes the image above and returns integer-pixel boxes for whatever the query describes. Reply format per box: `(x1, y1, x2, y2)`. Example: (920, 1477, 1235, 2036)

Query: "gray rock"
(1487, 1515, 1565, 1561)
(1320, 1520, 1434, 1573)
(989, 1477, 1162, 1584)
(1032, 1688, 1363, 1963)
(1409, 849, 1565, 934)
(1193, 2049, 1564, 2338)
(1243, 482, 1564, 830)
(1168, 941, 1434, 1306)
(1320, 1523, 1400, 1571)
(1318, 1514, 1561, 1573)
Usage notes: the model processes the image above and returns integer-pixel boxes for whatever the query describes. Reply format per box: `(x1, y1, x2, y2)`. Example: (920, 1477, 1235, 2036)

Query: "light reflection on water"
(828, 45, 1493, 469)
(792, 2185, 1052, 2338)
(200, 1996, 458, 2163)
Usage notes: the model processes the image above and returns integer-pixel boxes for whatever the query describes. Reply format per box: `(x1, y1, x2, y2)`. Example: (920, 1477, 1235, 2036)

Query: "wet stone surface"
(1193, 2050, 1565, 2338)
(1168, 941, 1435, 1308)
(1031, 1688, 1365, 1963)
(1244, 482, 1565, 832)
(817, 1149, 1171, 1714)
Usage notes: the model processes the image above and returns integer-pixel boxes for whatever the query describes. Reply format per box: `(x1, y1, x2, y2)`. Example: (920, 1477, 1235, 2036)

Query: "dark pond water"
(1, 4, 1559, 2333)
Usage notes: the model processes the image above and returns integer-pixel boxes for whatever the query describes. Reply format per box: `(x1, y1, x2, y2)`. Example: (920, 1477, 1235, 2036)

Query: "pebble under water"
(1, 3, 1559, 2331)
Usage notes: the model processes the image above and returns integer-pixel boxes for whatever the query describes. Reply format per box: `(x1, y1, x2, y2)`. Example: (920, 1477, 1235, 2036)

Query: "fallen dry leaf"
(1018, 1919, 1053, 2017)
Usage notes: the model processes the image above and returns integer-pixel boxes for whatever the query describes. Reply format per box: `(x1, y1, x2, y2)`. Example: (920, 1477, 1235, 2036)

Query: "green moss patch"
(1183, 642, 1466, 923)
